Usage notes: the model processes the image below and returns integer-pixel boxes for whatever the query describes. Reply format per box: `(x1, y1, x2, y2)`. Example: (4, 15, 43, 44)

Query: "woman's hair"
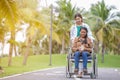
(80, 27, 88, 44)
(80, 27, 88, 38)
(74, 13, 83, 22)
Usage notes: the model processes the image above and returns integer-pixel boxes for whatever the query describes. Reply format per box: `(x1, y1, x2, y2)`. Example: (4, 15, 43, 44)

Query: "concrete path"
(0, 67, 120, 80)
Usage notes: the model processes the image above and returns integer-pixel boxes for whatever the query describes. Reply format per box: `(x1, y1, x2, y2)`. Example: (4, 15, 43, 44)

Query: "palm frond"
(108, 20, 120, 28)
(90, 0, 113, 21)
(0, 0, 19, 29)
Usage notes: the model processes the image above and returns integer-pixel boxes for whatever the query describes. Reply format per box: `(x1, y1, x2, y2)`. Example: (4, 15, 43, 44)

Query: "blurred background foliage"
(0, 0, 120, 66)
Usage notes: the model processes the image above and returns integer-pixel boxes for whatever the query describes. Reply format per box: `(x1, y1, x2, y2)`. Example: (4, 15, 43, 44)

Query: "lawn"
(0, 54, 120, 77)
(0, 54, 66, 77)
(97, 54, 120, 68)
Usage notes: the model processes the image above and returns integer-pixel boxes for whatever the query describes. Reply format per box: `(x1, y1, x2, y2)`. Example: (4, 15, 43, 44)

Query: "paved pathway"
(0, 67, 120, 80)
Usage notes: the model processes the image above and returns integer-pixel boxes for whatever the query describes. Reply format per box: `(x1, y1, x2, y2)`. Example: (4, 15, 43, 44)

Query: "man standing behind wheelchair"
(70, 13, 94, 78)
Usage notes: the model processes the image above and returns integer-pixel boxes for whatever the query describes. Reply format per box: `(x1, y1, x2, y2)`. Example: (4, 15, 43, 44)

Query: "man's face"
(75, 16, 82, 25)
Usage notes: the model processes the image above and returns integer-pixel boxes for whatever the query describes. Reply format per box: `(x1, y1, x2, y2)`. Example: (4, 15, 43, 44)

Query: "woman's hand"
(79, 45, 84, 52)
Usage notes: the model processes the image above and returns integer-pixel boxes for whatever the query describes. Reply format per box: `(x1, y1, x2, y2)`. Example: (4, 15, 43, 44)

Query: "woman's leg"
(74, 51, 80, 70)
(82, 51, 88, 70)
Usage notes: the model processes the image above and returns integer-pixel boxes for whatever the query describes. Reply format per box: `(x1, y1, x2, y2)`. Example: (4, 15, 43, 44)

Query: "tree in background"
(0, 0, 120, 67)
(0, 0, 20, 66)
(16, 0, 49, 65)
(55, 0, 76, 54)
(89, 0, 120, 62)
(17, 0, 61, 64)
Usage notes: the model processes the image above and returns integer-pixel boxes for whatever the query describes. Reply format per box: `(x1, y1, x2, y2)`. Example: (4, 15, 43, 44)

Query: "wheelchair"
(65, 42, 98, 79)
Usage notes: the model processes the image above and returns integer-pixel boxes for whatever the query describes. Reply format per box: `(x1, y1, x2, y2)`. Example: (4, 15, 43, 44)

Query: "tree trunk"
(61, 35, 65, 54)
(1, 40, 5, 56)
(8, 43, 13, 66)
(94, 32, 100, 53)
(13, 44, 17, 56)
(23, 38, 31, 65)
(22, 47, 29, 65)
(8, 32, 15, 66)
(101, 44, 105, 63)
(0, 40, 5, 64)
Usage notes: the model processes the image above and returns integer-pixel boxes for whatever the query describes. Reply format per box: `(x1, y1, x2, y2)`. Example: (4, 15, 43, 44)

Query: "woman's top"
(70, 23, 94, 43)
(72, 37, 93, 53)
(76, 26, 82, 37)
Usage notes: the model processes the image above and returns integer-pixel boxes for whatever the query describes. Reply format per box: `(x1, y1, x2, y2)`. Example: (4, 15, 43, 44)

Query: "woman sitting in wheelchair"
(72, 27, 93, 78)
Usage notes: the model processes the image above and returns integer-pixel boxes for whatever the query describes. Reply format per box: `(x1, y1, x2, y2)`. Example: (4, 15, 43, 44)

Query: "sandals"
(74, 68, 87, 78)
(77, 72, 83, 78)
(74, 69, 78, 75)
(83, 68, 88, 74)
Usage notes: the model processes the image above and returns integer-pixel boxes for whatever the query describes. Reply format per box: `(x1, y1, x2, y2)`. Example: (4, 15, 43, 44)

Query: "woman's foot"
(77, 72, 83, 78)
(83, 68, 88, 74)
(74, 69, 78, 75)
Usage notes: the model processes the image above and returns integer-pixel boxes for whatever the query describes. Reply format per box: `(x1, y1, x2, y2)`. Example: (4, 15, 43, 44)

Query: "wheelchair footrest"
(70, 59, 92, 63)
(84, 73, 91, 75)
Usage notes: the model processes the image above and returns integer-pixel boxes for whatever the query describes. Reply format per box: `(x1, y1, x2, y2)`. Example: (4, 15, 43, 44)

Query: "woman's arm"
(84, 38, 93, 52)
(72, 37, 79, 52)
(70, 25, 77, 43)
(84, 47, 92, 52)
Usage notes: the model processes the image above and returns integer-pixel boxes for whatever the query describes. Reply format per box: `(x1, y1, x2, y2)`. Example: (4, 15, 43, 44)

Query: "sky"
(39, 0, 120, 11)
(70, 0, 120, 11)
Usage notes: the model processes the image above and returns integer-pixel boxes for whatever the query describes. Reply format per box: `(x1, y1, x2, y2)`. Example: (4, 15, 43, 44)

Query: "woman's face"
(80, 29, 87, 38)
(75, 16, 82, 25)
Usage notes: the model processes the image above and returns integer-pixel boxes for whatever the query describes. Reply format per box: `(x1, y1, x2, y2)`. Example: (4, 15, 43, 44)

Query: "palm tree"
(0, 19, 8, 55)
(0, 19, 7, 65)
(0, 0, 20, 66)
(17, 0, 61, 65)
(90, 0, 120, 62)
(16, 0, 47, 65)
(55, 0, 76, 54)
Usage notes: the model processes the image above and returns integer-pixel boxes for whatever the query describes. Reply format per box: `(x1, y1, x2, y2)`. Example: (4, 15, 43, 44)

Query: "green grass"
(0, 54, 120, 77)
(0, 54, 66, 78)
(97, 54, 120, 68)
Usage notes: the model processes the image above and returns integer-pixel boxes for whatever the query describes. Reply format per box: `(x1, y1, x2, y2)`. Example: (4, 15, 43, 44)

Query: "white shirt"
(70, 23, 94, 43)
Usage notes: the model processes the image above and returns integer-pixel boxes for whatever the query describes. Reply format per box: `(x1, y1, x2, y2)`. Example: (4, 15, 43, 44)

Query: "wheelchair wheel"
(93, 54, 98, 78)
(66, 66, 72, 78)
(90, 54, 97, 79)
(90, 72, 96, 79)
